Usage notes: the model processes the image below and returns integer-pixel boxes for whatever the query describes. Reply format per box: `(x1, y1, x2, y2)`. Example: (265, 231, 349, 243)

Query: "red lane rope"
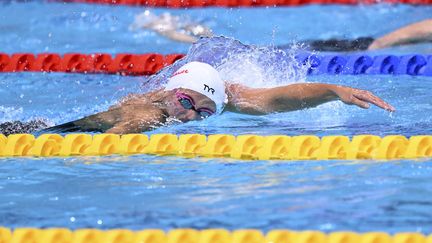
(0, 53, 185, 76)
(63, 0, 432, 7)
(2, 52, 431, 76)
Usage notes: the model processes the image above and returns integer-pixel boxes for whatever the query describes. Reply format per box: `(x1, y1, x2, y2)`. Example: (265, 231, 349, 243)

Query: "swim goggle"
(176, 91, 215, 118)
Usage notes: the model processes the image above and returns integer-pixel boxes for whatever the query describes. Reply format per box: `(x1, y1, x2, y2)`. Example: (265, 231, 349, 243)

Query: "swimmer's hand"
(333, 86, 395, 112)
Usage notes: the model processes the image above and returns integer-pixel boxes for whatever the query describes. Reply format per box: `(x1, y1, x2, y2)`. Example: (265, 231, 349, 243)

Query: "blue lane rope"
(295, 53, 432, 76)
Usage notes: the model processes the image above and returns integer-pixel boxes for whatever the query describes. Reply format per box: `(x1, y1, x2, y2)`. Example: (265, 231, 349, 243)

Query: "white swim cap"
(164, 61, 227, 113)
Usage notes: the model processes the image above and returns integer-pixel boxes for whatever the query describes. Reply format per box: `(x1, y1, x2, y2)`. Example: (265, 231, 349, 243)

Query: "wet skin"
(47, 83, 394, 134)
(69, 88, 217, 133)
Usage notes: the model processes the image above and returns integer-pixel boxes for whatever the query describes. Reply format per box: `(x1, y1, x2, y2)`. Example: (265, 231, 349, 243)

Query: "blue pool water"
(1, 0, 432, 233)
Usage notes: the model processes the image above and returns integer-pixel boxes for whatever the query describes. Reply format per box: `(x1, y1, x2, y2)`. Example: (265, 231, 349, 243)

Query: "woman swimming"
(131, 12, 432, 51)
(0, 37, 394, 135)
(130, 10, 213, 43)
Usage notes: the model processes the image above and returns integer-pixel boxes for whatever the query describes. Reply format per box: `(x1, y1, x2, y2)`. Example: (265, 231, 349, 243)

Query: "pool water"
(1, 0, 432, 233)
(1, 1, 432, 54)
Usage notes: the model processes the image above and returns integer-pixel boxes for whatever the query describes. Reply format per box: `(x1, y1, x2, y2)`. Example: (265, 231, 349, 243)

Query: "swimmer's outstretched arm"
(225, 83, 395, 115)
(368, 19, 432, 50)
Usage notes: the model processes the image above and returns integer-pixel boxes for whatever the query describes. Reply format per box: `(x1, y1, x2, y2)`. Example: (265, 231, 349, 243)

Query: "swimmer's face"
(166, 88, 216, 123)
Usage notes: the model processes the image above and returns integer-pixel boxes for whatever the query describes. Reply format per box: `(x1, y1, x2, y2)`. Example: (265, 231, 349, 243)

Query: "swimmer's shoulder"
(112, 89, 167, 108)
(98, 99, 168, 129)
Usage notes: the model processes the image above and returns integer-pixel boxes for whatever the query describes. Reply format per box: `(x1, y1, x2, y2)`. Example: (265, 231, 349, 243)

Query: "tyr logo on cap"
(203, 84, 215, 94)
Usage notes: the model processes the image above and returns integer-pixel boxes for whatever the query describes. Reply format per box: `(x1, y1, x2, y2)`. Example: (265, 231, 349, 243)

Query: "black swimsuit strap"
(306, 37, 375, 52)
(40, 121, 103, 134)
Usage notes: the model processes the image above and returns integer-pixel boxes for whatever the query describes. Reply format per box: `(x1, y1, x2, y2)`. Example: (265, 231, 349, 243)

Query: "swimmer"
(367, 19, 432, 50)
(130, 12, 432, 51)
(1, 61, 394, 135)
(299, 19, 432, 52)
(130, 10, 213, 43)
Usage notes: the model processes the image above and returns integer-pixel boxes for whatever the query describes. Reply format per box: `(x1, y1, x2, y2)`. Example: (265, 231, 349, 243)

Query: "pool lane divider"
(295, 53, 432, 76)
(0, 228, 431, 243)
(1, 52, 432, 76)
(1, 133, 431, 160)
(63, 0, 432, 7)
(0, 53, 185, 76)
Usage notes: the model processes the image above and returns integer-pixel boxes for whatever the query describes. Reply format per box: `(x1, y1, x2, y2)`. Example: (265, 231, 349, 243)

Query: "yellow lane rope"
(0, 228, 430, 243)
(0, 133, 431, 160)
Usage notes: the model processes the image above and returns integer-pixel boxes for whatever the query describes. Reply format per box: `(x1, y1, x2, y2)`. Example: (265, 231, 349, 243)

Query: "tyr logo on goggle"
(203, 84, 215, 94)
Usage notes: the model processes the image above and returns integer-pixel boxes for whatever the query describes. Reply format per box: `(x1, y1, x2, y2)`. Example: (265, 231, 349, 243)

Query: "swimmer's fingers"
(353, 90, 395, 112)
(348, 96, 370, 109)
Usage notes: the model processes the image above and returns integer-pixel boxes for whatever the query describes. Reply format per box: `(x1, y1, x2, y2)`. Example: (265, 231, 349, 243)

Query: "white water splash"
(146, 36, 310, 91)
(0, 106, 24, 122)
(217, 44, 308, 88)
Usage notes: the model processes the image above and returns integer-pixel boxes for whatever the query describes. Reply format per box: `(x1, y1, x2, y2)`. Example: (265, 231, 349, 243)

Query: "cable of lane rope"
(1, 53, 431, 76)
(0, 227, 430, 243)
(0, 133, 431, 160)
(63, 0, 432, 7)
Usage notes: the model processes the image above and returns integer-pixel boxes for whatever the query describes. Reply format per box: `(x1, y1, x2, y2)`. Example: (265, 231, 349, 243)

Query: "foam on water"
(144, 36, 309, 91)
(0, 106, 23, 123)
(217, 44, 308, 88)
